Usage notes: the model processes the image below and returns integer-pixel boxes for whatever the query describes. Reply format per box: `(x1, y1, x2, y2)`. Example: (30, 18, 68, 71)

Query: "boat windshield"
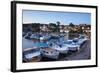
(79, 35, 85, 39)
(64, 40, 72, 44)
(73, 39, 78, 43)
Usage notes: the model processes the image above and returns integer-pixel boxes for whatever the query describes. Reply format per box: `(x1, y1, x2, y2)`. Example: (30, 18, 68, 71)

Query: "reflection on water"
(22, 38, 35, 50)
(22, 38, 48, 50)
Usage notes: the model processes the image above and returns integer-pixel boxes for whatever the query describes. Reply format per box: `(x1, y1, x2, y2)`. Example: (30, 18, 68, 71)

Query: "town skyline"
(23, 22, 91, 25)
(23, 10, 91, 25)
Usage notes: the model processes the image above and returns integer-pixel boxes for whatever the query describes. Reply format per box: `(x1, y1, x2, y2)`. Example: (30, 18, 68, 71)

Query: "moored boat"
(23, 48, 41, 62)
(40, 47, 59, 59)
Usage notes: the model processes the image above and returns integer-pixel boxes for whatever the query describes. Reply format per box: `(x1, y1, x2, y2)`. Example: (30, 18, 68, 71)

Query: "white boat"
(24, 32, 32, 39)
(51, 44, 69, 54)
(77, 35, 87, 45)
(63, 40, 80, 51)
(30, 34, 35, 39)
(65, 44, 80, 51)
(22, 32, 26, 37)
(39, 34, 51, 41)
(23, 48, 41, 62)
(30, 33, 40, 40)
(40, 48, 59, 59)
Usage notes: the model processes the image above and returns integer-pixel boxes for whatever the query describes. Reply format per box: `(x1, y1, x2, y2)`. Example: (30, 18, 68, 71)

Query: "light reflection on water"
(22, 38, 48, 50)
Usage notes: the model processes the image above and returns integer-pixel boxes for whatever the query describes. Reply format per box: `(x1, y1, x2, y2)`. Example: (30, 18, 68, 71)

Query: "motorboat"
(51, 44, 69, 54)
(24, 32, 32, 39)
(63, 40, 80, 51)
(77, 35, 87, 45)
(23, 48, 41, 62)
(30, 33, 40, 40)
(40, 47, 59, 59)
(47, 36, 69, 54)
(22, 32, 26, 37)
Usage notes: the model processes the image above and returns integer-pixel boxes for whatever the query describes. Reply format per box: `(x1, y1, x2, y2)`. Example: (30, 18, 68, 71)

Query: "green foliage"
(69, 23, 75, 27)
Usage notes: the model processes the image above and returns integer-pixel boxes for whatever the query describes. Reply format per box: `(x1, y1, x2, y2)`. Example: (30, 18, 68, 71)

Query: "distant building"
(79, 24, 91, 38)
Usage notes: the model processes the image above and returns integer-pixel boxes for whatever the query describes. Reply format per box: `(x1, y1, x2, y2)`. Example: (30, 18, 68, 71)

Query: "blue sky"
(23, 10, 91, 25)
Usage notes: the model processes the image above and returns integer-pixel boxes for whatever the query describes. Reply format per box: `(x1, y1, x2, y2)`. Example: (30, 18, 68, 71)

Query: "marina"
(22, 32, 90, 63)
(22, 10, 91, 63)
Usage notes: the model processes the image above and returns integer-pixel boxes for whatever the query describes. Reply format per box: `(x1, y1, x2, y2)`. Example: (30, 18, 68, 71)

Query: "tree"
(49, 23, 56, 27)
(49, 23, 57, 32)
(79, 26, 83, 34)
(56, 21, 61, 32)
(56, 21, 60, 25)
(32, 23, 40, 32)
(69, 23, 75, 27)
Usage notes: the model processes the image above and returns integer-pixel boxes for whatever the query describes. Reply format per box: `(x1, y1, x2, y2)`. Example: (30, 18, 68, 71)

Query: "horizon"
(23, 22, 91, 25)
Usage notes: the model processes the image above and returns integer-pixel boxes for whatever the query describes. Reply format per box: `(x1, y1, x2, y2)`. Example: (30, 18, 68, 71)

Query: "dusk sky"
(23, 10, 91, 25)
